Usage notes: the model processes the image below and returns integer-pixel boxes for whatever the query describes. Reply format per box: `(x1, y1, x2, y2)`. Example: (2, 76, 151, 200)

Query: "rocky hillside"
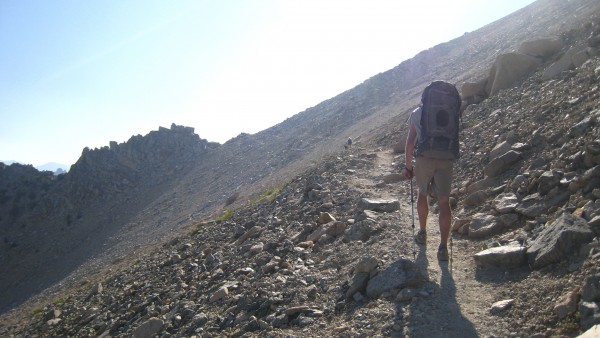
(1, 0, 600, 336)
(0, 124, 218, 313)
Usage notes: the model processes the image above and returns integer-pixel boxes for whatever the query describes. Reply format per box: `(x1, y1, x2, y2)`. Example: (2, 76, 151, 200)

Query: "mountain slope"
(1, 0, 600, 335)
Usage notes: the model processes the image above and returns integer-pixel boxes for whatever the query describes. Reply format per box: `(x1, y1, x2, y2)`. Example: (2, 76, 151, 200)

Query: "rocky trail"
(345, 148, 514, 337)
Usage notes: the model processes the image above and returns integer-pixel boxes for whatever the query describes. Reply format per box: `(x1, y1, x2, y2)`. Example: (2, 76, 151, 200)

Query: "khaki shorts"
(415, 156, 453, 196)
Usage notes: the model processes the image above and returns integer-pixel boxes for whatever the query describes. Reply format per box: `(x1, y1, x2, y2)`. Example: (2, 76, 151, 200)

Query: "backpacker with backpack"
(416, 80, 462, 160)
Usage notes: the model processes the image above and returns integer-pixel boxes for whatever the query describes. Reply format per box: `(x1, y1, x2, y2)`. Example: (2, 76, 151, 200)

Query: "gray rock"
(569, 116, 595, 138)
(468, 214, 503, 239)
(366, 259, 425, 298)
(344, 220, 376, 242)
(527, 213, 595, 269)
(209, 286, 229, 303)
(542, 46, 587, 80)
(517, 37, 563, 58)
(467, 177, 497, 194)
(579, 302, 600, 332)
(355, 256, 379, 274)
(484, 151, 522, 178)
(554, 288, 580, 319)
(498, 213, 519, 228)
(589, 215, 600, 235)
(464, 190, 488, 207)
(346, 272, 370, 300)
(490, 299, 514, 315)
(474, 245, 526, 268)
(581, 274, 600, 302)
(487, 53, 542, 96)
(357, 198, 400, 213)
(318, 212, 336, 224)
(133, 317, 164, 338)
(493, 193, 519, 213)
(396, 288, 418, 302)
(515, 191, 570, 218)
(489, 141, 513, 161)
(537, 170, 562, 196)
(383, 173, 404, 184)
(325, 221, 347, 237)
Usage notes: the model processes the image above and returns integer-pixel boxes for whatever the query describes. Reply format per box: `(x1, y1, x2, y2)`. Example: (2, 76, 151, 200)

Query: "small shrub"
(217, 209, 234, 222)
(556, 312, 580, 334)
(190, 221, 206, 236)
(250, 183, 286, 205)
(32, 306, 44, 317)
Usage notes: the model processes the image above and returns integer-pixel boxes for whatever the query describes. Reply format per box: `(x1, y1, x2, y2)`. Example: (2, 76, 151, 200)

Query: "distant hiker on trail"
(345, 137, 353, 149)
(403, 81, 461, 262)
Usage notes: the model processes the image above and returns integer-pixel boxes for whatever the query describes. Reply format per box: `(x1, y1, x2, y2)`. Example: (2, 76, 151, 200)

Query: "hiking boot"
(437, 245, 449, 261)
(414, 229, 427, 245)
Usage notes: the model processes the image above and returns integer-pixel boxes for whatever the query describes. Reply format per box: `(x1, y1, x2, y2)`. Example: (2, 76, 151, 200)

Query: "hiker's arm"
(404, 124, 416, 178)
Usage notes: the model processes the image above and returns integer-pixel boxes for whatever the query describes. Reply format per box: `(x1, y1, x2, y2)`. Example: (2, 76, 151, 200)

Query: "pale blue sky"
(0, 0, 536, 167)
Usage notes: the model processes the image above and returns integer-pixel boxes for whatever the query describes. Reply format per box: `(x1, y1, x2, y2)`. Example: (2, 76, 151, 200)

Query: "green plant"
(556, 311, 580, 334)
(216, 209, 234, 222)
(32, 306, 44, 317)
(190, 221, 205, 236)
(250, 183, 286, 205)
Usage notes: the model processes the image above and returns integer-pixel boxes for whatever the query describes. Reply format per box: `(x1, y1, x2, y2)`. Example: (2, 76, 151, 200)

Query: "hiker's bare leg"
(417, 192, 428, 232)
(437, 195, 451, 246)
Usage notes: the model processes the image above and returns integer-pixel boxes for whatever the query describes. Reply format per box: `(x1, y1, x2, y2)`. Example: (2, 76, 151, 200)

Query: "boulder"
(461, 78, 487, 99)
(489, 141, 513, 162)
(469, 214, 503, 239)
(486, 53, 543, 96)
(515, 191, 570, 218)
(346, 272, 370, 300)
(542, 46, 588, 80)
(366, 259, 425, 299)
(467, 177, 497, 194)
(474, 245, 526, 268)
(133, 317, 164, 338)
(464, 190, 488, 207)
(554, 288, 581, 320)
(527, 213, 594, 269)
(493, 193, 519, 213)
(484, 151, 522, 178)
(537, 170, 562, 196)
(517, 37, 563, 59)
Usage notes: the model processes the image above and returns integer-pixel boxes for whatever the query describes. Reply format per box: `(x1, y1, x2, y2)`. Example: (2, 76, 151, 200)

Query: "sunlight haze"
(0, 0, 536, 168)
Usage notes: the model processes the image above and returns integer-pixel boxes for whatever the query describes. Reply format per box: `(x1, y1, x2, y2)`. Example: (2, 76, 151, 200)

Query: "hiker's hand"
(404, 166, 413, 179)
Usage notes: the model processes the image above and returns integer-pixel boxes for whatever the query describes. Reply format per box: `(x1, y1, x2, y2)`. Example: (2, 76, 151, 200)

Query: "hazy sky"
(0, 0, 536, 167)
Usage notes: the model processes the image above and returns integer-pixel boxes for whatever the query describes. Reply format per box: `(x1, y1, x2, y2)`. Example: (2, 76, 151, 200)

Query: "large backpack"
(416, 80, 462, 160)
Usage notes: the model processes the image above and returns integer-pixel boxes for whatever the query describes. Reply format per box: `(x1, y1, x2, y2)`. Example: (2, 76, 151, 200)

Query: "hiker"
(345, 137, 352, 149)
(403, 81, 461, 262)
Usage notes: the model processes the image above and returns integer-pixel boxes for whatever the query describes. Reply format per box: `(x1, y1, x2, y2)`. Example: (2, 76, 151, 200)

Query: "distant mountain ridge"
(35, 162, 68, 173)
(0, 160, 68, 174)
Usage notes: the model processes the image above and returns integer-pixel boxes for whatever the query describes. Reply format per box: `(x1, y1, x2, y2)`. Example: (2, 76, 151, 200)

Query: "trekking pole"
(450, 234, 453, 271)
(410, 173, 416, 260)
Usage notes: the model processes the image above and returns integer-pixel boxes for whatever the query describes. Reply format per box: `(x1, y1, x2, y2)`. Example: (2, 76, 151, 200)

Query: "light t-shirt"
(409, 106, 423, 145)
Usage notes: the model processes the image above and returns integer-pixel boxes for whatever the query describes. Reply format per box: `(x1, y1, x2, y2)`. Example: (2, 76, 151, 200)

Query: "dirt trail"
(365, 148, 509, 337)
